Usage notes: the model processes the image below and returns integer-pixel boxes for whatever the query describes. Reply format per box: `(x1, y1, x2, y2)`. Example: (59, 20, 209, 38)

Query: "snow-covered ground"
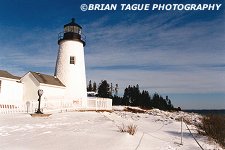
(0, 107, 223, 150)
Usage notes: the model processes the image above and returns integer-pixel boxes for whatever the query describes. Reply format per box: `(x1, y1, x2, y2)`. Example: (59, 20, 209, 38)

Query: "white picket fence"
(0, 104, 27, 114)
(87, 97, 112, 111)
(0, 97, 112, 114)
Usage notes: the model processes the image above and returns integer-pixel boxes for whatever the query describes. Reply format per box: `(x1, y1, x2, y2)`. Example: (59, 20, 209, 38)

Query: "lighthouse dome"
(64, 18, 82, 29)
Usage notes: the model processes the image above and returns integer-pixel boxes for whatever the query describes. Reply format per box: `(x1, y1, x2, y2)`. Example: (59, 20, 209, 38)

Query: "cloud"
(0, 11, 224, 95)
(84, 12, 225, 94)
(0, 26, 60, 76)
(86, 67, 225, 94)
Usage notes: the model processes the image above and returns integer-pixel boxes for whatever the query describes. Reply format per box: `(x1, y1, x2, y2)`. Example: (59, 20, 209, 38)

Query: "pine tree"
(140, 90, 151, 108)
(112, 95, 123, 105)
(87, 80, 92, 92)
(97, 80, 111, 98)
(151, 93, 173, 110)
(123, 86, 130, 106)
(93, 82, 97, 92)
(115, 84, 119, 96)
(109, 83, 114, 96)
(122, 85, 141, 106)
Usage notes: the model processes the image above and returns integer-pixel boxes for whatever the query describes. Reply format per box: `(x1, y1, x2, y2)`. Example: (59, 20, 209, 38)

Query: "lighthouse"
(55, 18, 87, 107)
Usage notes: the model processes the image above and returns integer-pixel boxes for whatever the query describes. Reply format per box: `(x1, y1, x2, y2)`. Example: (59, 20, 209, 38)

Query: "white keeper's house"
(0, 19, 112, 113)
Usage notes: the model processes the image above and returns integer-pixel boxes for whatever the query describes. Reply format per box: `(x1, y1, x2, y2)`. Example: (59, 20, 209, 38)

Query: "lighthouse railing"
(58, 31, 86, 42)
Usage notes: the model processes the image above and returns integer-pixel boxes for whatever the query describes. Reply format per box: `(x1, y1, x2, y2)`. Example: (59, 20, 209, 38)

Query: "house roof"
(0, 70, 20, 80)
(30, 72, 65, 87)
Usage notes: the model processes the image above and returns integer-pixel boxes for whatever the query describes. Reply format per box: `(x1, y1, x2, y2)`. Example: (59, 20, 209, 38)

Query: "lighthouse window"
(64, 26, 80, 34)
(70, 56, 76, 64)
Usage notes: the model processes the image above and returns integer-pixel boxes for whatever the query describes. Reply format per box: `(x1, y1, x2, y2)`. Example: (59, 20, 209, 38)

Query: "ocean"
(183, 109, 225, 116)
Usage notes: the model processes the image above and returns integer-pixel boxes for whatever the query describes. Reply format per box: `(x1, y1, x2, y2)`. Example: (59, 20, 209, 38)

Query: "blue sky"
(0, 0, 224, 109)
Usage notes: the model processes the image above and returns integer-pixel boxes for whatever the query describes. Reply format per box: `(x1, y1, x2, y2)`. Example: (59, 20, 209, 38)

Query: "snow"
(0, 107, 223, 150)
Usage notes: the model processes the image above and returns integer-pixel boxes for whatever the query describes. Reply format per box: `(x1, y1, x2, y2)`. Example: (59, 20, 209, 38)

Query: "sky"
(0, 0, 224, 109)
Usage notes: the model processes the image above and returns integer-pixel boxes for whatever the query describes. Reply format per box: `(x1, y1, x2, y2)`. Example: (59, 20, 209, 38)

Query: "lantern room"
(58, 18, 85, 46)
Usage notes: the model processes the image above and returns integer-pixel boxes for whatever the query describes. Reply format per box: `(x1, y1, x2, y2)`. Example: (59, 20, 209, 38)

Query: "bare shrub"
(127, 124, 137, 135)
(118, 124, 137, 135)
(118, 124, 126, 133)
(199, 114, 225, 148)
(124, 107, 146, 113)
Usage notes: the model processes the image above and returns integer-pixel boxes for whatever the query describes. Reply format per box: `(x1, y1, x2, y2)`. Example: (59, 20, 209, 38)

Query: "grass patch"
(118, 124, 137, 135)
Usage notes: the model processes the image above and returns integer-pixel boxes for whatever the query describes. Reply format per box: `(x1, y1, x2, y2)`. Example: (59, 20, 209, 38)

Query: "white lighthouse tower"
(55, 18, 87, 107)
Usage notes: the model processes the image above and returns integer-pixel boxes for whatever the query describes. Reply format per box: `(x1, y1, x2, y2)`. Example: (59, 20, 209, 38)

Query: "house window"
(70, 56, 76, 64)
